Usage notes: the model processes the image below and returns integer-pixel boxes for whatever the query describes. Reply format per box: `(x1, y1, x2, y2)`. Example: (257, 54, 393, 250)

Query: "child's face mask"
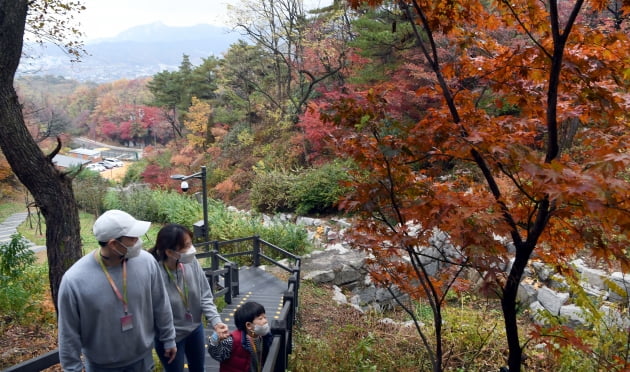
(254, 323, 270, 336)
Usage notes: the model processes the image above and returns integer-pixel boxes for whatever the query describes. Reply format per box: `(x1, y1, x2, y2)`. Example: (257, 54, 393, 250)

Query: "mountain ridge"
(17, 23, 241, 83)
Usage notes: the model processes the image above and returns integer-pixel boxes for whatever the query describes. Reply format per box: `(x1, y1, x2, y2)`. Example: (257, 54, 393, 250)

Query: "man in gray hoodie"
(58, 210, 177, 372)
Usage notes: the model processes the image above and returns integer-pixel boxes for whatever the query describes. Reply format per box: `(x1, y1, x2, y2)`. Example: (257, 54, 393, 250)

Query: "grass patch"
(0, 201, 26, 222)
(17, 208, 165, 254)
(290, 281, 515, 371)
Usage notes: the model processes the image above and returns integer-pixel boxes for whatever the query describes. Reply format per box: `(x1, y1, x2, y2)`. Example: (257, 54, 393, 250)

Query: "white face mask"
(253, 323, 270, 336)
(177, 246, 197, 264)
(115, 238, 143, 259)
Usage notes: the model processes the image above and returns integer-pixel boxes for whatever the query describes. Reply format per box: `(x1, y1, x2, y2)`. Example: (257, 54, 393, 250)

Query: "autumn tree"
(147, 70, 184, 137)
(0, 0, 84, 311)
(183, 97, 213, 152)
(318, 0, 630, 371)
(24, 0, 85, 58)
(230, 0, 348, 125)
(216, 41, 270, 129)
(148, 55, 221, 140)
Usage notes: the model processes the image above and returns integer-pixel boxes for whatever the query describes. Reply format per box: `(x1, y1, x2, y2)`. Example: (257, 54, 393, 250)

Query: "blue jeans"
(155, 324, 206, 372)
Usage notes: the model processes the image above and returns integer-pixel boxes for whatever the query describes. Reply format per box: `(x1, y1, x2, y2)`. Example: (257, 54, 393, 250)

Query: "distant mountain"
(17, 22, 242, 83)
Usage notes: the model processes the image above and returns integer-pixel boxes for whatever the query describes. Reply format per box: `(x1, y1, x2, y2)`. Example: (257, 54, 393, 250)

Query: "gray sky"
(77, 0, 334, 41)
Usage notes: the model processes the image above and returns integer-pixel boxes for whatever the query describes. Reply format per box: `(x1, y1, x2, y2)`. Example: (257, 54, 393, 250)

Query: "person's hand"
(215, 322, 229, 339)
(164, 347, 177, 364)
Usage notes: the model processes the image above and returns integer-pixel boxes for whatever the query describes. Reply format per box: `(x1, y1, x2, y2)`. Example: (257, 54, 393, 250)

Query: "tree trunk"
(0, 0, 83, 312)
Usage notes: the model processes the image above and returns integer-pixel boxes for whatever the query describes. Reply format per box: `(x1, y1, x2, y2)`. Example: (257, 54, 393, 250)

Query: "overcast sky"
(77, 0, 334, 41)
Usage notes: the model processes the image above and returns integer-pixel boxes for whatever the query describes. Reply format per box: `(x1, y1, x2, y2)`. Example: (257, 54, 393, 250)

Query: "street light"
(171, 166, 209, 243)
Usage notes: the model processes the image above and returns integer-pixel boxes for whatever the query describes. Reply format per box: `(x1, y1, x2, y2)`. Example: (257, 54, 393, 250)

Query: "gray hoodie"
(58, 249, 176, 371)
(158, 258, 222, 342)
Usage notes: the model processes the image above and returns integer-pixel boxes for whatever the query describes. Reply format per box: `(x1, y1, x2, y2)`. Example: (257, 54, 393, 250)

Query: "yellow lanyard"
(95, 250, 128, 314)
(163, 262, 190, 310)
(251, 335, 262, 372)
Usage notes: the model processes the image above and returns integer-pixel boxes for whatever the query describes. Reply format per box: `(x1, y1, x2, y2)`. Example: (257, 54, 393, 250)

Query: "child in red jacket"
(208, 301, 273, 372)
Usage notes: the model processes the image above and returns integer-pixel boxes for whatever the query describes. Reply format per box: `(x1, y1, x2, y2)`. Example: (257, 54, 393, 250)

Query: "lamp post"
(170, 166, 209, 243)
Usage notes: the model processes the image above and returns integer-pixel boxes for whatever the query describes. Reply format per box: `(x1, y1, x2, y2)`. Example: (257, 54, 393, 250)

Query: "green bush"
(121, 159, 148, 186)
(0, 234, 35, 278)
(250, 161, 353, 216)
(103, 188, 202, 226)
(253, 217, 310, 255)
(74, 167, 111, 216)
(103, 187, 162, 222)
(103, 188, 311, 257)
(0, 234, 49, 324)
(250, 168, 298, 213)
(205, 200, 311, 257)
(290, 161, 352, 215)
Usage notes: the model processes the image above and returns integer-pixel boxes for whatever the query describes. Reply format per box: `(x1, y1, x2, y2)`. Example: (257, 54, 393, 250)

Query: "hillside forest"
(2, 0, 630, 371)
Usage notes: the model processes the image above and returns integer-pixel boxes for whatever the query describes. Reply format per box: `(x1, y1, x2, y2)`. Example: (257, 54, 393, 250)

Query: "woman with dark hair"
(149, 223, 229, 372)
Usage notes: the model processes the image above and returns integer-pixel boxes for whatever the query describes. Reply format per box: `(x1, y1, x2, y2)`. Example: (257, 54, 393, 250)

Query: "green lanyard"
(163, 262, 190, 310)
(95, 250, 128, 314)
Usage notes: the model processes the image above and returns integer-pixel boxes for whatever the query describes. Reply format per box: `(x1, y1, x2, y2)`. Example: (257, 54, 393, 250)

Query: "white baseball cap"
(93, 210, 151, 242)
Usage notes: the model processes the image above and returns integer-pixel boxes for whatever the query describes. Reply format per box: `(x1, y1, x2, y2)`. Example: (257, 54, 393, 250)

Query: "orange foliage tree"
(318, 0, 630, 370)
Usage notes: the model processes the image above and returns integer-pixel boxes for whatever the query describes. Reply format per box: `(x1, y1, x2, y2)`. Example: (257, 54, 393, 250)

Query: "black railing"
(2, 350, 59, 372)
(4, 235, 301, 372)
(197, 235, 301, 372)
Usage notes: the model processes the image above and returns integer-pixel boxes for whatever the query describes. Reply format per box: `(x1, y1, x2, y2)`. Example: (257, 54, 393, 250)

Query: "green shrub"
(122, 159, 149, 186)
(254, 217, 310, 256)
(103, 188, 202, 226)
(250, 168, 298, 213)
(204, 200, 311, 257)
(528, 275, 630, 371)
(103, 187, 161, 222)
(290, 161, 352, 215)
(152, 189, 204, 226)
(103, 188, 311, 257)
(0, 234, 35, 278)
(0, 234, 49, 324)
(74, 168, 110, 216)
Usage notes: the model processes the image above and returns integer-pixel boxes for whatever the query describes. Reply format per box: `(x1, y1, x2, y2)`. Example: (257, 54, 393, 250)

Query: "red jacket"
(220, 330, 251, 372)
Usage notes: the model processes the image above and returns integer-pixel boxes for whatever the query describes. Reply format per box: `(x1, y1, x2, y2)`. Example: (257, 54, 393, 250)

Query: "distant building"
(68, 148, 101, 160)
(52, 154, 90, 169)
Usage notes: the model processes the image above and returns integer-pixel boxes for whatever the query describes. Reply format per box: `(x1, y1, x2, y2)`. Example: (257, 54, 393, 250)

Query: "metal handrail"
(2, 350, 59, 372)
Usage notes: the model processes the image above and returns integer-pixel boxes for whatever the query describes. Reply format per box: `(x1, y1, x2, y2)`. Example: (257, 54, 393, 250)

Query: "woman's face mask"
(176, 245, 197, 264)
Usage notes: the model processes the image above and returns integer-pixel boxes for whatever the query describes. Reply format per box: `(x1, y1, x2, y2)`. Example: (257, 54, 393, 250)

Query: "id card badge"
(185, 312, 193, 322)
(121, 314, 134, 331)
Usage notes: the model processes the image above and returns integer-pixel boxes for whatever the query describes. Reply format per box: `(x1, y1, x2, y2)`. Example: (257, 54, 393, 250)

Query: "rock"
(326, 230, 339, 241)
(580, 266, 608, 290)
(547, 274, 568, 291)
(296, 215, 627, 329)
(330, 217, 351, 229)
(607, 272, 630, 303)
(379, 318, 421, 328)
(296, 216, 324, 226)
(333, 264, 364, 287)
(516, 282, 538, 307)
(580, 282, 608, 300)
(600, 305, 630, 329)
(532, 261, 553, 282)
(529, 301, 548, 326)
(559, 304, 588, 327)
(303, 270, 335, 283)
(332, 285, 347, 304)
(353, 286, 377, 305)
(537, 286, 570, 315)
